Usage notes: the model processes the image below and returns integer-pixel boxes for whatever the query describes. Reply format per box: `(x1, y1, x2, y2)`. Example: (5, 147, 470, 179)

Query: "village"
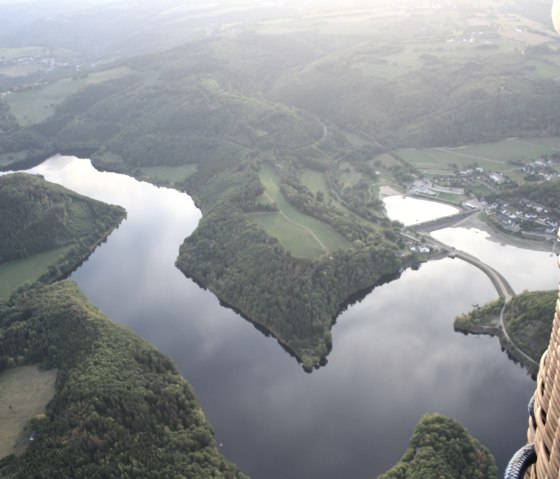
(406, 153, 560, 242)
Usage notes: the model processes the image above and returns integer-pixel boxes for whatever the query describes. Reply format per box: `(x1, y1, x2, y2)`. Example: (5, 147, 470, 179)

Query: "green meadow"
(250, 165, 351, 258)
(0, 246, 72, 301)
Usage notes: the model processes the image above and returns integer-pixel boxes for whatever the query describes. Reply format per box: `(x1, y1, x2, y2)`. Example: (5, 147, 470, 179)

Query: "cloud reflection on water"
(24, 156, 536, 478)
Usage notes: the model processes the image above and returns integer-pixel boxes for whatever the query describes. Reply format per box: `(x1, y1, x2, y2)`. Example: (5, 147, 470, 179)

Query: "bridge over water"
(449, 249, 515, 301)
(402, 211, 516, 302)
(411, 210, 477, 233)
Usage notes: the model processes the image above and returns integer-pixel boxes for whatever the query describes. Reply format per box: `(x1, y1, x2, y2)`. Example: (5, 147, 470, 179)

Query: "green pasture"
(255, 165, 351, 258)
(0, 246, 72, 301)
(6, 78, 85, 126)
(300, 169, 330, 198)
(248, 213, 325, 259)
(396, 136, 560, 173)
(341, 130, 370, 147)
(139, 165, 198, 184)
(6, 66, 132, 126)
(85, 66, 132, 85)
(337, 162, 362, 189)
(300, 168, 352, 214)
(0, 64, 48, 78)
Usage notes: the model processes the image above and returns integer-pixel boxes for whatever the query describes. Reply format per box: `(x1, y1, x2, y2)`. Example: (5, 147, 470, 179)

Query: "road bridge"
(401, 230, 516, 301)
(450, 249, 516, 301)
(411, 210, 477, 233)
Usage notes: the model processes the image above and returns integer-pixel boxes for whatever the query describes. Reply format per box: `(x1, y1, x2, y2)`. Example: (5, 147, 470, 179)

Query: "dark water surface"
(25, 155, 538, 478)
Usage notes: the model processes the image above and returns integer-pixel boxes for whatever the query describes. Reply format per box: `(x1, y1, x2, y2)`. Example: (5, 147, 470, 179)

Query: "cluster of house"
(521, 158, 560, 182)
(406, 242, 431, 254)
(0, 53, 70, 70)
(408, 167, 511, 197)
(486, 199, 559, 236)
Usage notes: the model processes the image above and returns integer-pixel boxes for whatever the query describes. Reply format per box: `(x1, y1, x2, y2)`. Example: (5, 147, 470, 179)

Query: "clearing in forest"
(0, 246, 73, 301)
(0, 366, 57, 459)
(250, 165, 351, 258)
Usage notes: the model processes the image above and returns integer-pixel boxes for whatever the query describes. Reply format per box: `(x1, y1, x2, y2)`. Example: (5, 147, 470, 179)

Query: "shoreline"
(451, 212, 555, 253)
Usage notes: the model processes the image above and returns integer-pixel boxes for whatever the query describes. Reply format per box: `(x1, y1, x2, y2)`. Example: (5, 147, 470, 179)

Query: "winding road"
(403, 212, 541, 368)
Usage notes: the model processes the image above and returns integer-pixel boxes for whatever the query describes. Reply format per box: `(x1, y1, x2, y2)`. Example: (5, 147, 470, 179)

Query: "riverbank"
(454, 290, 556, 377)
(453, 212, 554, 253)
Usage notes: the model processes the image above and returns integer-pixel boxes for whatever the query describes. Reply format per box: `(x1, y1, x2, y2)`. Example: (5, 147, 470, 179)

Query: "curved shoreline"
(453, 212, 555, 253)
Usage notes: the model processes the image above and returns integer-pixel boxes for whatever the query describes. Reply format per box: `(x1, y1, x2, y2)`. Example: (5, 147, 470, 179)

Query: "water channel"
(20, 155, 551, 478)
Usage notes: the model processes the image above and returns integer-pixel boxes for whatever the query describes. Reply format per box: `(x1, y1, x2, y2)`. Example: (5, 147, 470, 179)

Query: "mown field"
(5, 66, 132, 126)
(0, 366, 57, 459)
(0, 246, 72, 301)
(395, 136, 560, 173)
(250, 165, 351, 258)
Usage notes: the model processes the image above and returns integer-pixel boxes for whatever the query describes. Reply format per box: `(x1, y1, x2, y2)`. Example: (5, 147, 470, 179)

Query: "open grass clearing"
(138, 165, 197, 184)
(0, 64, 49, 77)
(0, 246, 72, 301)
(300, 168, 330, 198)
(300, 168, 352, 214)
(337, 162, 362, 189)
(6, 78, 86, 126)
(0, 365, 57, 459)
(257, 165, 351, 258)
(249, 212, 325, 259)
(524, 59, 560, 80)
(6, 66, 131, 126)
(84, 66, 132, 84)
(396, 136, 560, 173)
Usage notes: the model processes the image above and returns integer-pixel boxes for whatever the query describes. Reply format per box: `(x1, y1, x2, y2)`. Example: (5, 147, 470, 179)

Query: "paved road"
(402, 225, 540, 368)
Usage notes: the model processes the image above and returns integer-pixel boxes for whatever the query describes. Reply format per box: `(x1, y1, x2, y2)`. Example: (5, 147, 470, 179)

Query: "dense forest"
(0, 173, 125, 264)
(378, 414, 497, 479)
(0, 281, 247, 479)
(178, 199, 401, 368)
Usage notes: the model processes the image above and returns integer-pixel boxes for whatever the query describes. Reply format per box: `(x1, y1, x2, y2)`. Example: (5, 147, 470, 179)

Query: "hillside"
(0, 37, 408, 369)
(378, 414, 497, 479)
(0, 173, 125, 263)
(0, 281, 247, 479)
(0, 173, 126, 299)
(3, 1, 558, 367)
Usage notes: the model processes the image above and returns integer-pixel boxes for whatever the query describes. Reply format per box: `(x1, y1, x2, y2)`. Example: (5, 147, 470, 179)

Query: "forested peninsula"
(379, 414, 497, 479)
(0, 173, 126, 299)
(455, 290, 556, 374)
(0, 281, 247, 479)
(0, 37, 409, 369)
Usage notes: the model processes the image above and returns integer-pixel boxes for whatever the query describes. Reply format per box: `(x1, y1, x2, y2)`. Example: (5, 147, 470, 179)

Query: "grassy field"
(337, 162, 362, 189)
(139, 165, 198, 183)
(249, 212, 326, 258)
(0, 246, 72, 301)
(396, 136, 560, 173)
(253, 165, 351, 258)
(6, 78, 86, 126)
(84, 66, 132, 84)
(0, 366, 57, 459)
(300, 168, 330, 198)
(6, 66, 132, 126)
(0, 64, 49, 77)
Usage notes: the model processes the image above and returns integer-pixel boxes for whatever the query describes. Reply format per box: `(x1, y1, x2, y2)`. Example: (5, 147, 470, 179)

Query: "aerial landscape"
(0, 0, 560, 477)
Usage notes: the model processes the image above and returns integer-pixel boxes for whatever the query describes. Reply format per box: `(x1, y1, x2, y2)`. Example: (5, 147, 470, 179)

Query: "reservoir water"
(23, 156, 550, 478)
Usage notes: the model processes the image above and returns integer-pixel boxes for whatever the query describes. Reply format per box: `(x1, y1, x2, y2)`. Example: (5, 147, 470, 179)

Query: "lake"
(22, 156, 546, 478)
